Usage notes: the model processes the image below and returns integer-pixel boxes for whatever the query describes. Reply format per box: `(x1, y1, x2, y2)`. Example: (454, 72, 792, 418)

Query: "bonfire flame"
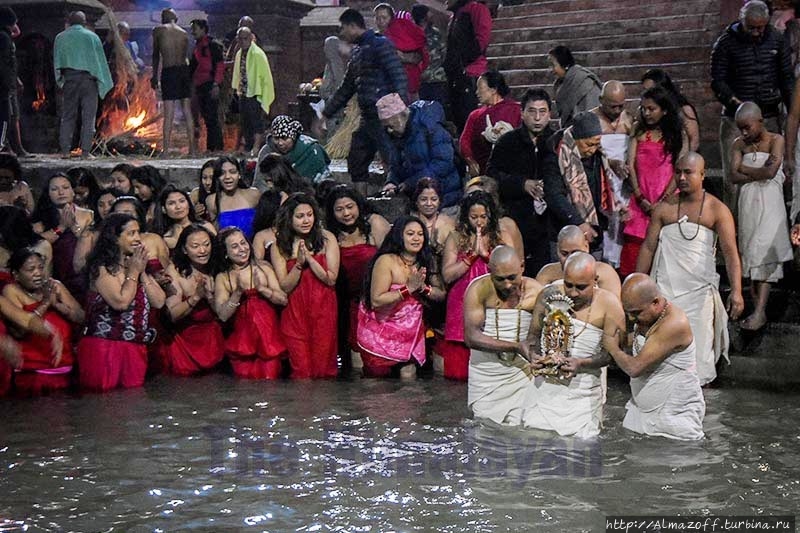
(125, 110, 147, 131)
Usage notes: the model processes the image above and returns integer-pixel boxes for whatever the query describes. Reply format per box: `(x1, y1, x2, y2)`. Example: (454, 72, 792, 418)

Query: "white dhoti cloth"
(623, 338, 706, 440)
(468, 309, 533, 426)
(601, 133, 630, 267)
(651, 223, 729, 386)
(522, 319, 604, 439)
(738, 153, 793, 282)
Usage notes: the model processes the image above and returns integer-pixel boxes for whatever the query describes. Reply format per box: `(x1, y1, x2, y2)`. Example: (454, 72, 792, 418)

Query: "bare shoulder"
(322, 229, 338, 245)
(521, 276, 543, 309)
(465, 273, 491, 300)
(594, 287, 623, 312)
(245, 188, 261, 204)
(731, 136, 745, 151)
(536, 262, 561, 284)
(499, 216, 519, 232)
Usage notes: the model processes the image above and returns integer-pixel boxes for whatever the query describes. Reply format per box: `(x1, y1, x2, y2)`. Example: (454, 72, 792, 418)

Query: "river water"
(1, 375, 798, 532)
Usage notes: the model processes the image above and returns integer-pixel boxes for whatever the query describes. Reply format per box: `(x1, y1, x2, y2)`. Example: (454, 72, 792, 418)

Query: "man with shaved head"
(53, 11, 112, 157)
(637, 152, 744, 386)
(524, 251, 625, 438)
(591, 80, 633, 267)
(536, 224, 621, 297)
(605, 273, 705, 440)
(730, 102, 792, 331)
(464, 245, 542, 426)
(152, 8, 196, 156)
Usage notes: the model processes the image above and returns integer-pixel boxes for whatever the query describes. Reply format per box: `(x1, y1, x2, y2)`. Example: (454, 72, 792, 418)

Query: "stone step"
(493, 0, 715, 30)
(500, 61, 708, 88)
(490, 46, 709, 71)
(719, 355, 800, 388)
(498, 0, 703, 17)
(492, 14, 718, 44)
(487, 29, 715, 57)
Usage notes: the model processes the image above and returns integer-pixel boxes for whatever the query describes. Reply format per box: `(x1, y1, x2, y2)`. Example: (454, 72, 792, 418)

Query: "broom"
(324, 98, 360, 159)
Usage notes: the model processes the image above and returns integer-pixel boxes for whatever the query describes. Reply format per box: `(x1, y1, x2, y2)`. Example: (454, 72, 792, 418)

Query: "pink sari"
(624, 138, 674, 239)
(357, 283, 425, 364)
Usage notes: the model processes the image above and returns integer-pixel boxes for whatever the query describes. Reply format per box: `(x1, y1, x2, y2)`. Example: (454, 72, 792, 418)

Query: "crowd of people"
(0, 0, 799, 442)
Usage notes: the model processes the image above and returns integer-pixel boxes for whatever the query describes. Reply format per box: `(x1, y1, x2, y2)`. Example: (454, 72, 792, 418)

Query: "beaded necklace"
(632, 301, 671, 354)
(676, 190, 706, 241)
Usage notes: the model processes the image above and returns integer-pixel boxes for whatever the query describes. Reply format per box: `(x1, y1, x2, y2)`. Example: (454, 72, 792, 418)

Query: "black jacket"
(541, 129, 606, 243)
(711, 22, 794, 117)
(486, 125, 554, 274)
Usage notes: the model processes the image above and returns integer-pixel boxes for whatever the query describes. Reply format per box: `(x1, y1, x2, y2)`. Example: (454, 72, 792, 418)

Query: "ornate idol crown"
(536, 291, 575, 380)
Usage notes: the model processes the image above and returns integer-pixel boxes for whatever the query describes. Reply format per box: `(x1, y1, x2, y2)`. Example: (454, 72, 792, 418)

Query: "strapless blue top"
(218, 207, 256, 239)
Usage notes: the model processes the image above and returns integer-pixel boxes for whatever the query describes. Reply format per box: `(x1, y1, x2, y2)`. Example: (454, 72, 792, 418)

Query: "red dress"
(160, 300, 225, 376)
(281, 253, 338, 379)
(225, 288, 287, 379)
(12, 302, 74, 395)
(77, 284, 155, 391)
(339, 243, 377, 351)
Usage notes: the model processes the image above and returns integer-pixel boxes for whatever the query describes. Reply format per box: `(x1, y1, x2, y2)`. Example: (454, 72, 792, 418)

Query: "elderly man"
(377, 93, 462, 207)
(487, 88, 554, 277)
(524, 252, 625, 439)
(231, 27, 274, 157)
(591, 80, 634, 267)
(464, 245, 542, 426)
(374, 3, 428, 99)
(53, 11, 113, 158)
(315, 9, 407, 199)
(536, 225, 621, 297)
(636, 152, 744, 386)
(711, 0, 793, 213)
(152, 8, 196, 157)
(607, 273, 705, 440)
(542, 110, 616, 258)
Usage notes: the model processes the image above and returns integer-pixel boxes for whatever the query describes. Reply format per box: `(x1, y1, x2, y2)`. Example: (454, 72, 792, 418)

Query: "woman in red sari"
(440, 191, 516, 380)
(2, 248, 84, 395)
(152, 185, 217, 251)
(160, 225, 224, 376)
(272, 193, 339, 379)
(325, 185, 390, 369)
(214, 227, 288, 379)
(357, 215, 446, 378)
(77, 213, 166, 391)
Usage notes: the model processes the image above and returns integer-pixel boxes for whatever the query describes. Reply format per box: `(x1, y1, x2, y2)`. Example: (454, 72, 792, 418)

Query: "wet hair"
(520, 88, 552, 111)
(31, 172, 74, 231)
(152, 184, 200, 237)
(86, 213, 137, 280)
(325, 184, 372, 239)
(362, 215, 433, 309)
(274, 193, 326, 258)
(548, 45, 575, 70)
(479, 70, 510, 97)
(212, 156, 248, 217)
(190, 18, 208, 33)
(411, 4, 429, 25)
(641, 68, 698, 125)
(66, 166, 101, 206)
(340, 8, 366, 28)
(111, 195, 147, 228)
(130, 164, 165, 208)
(455, 190, 502, 252)
(252, 188, 282, 234)
(211, 226, 253, 274)
(197, 159, 217, 209)
(258, 153, 313, 196)
(89, 188, 123, 223)
(636, 86, 685, 164)
(173, 223, 215, 278)
(0, 205, 42, 253)
(411, 177, 443, 206)
(7, 247, 44, 274)
(0, 153, 22, 182)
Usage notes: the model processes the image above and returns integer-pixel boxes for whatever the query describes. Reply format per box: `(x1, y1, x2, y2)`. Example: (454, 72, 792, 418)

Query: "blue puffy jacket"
(386, 100, 463, 207)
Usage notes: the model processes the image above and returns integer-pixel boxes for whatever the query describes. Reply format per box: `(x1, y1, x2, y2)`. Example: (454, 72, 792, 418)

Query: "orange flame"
(124, 110, 147, 131)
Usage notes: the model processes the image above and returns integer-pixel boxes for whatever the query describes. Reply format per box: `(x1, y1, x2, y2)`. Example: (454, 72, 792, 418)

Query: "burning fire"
(31, 83, 47, 112)
(125, 110, 147, 131)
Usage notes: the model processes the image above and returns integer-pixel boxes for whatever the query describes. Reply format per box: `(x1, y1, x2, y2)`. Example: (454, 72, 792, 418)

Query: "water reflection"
(0, 375, 798, 531)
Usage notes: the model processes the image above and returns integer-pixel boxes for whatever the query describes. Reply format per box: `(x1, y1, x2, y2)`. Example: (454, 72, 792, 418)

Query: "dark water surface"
(1, 375, 798, 532)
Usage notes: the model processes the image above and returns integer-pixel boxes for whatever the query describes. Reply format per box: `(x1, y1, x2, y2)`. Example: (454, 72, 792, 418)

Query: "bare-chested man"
(636, 152, 744, 386)
(591, 80, 634, 267)
(606, 273, 705, 440)
(525, 252, 625, 438)
(537, 225, 621, 297)
(464, 245, 542, 426)
(151, 8, 196, 156)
